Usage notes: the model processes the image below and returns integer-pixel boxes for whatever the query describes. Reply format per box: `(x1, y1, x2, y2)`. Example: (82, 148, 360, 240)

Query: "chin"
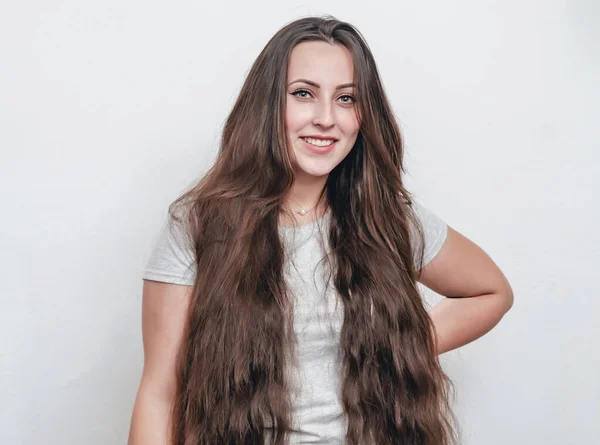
(293, 159, 336, 178)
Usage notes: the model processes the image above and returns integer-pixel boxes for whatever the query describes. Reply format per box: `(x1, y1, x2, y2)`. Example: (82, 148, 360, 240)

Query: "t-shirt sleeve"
(142, 213, 197, 286)
(409, 201, 448, 270)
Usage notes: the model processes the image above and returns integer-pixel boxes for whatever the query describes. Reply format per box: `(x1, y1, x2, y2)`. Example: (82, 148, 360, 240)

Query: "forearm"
(428, 292, 512, 355)
(128, 386, 175, 445)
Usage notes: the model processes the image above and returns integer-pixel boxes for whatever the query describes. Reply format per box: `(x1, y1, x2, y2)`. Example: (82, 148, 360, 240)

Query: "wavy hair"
(168, 15, 459, 445)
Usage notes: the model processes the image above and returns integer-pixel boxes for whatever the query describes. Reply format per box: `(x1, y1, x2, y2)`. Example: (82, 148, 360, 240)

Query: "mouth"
(299, 136, 338, 154)
(300, 136, 338, 148)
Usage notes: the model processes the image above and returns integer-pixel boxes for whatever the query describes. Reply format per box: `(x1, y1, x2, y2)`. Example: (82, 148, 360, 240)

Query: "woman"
(128, 16, 514, 445)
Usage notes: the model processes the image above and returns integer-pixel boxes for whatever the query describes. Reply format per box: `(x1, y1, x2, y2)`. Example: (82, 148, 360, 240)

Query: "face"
(285, 41, 361, 179)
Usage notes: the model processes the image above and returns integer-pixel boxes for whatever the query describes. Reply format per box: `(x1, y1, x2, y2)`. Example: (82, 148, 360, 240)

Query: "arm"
(128, 280, 192, 445)
(417, 226, 514, 355)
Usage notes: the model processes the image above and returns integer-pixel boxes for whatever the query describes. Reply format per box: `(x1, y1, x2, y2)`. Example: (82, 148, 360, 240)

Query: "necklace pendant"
(298, 209, 307, 216)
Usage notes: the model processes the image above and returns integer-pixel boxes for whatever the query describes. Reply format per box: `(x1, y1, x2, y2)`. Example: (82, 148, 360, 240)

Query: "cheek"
(339, 111, 360, 137)
(285, 102, 309, 134)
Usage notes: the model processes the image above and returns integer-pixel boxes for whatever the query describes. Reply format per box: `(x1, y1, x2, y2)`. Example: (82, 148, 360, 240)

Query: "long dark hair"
(168, 15, 458, 445)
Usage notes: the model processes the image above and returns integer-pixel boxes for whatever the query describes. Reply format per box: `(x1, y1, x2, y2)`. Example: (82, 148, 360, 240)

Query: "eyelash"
(290, 89, 356, 104)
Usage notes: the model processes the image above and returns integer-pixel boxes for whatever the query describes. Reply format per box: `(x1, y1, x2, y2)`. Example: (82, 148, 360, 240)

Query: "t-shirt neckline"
(279, 207, 332, 232)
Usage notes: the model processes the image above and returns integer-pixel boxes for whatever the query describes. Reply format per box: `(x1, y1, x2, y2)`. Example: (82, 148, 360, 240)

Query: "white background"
(1, 1, 598, 444)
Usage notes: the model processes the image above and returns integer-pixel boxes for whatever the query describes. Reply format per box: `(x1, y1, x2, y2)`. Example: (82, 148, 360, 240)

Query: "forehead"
(287, 41, 354, 85)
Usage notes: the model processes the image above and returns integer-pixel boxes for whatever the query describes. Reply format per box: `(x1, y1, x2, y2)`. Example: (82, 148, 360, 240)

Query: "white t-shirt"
(142, 201, 448, 444)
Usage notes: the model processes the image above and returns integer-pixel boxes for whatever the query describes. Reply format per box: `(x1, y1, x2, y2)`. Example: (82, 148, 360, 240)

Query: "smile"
(301, 137, 336, 147)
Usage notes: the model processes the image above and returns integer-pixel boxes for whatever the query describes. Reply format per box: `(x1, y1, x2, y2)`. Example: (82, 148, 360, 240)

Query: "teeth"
(302, 137, 335, 147)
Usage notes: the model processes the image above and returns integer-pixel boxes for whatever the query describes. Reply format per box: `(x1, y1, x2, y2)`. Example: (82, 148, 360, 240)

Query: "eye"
(291, 89, 313, 99)
(338, 94, 356, 104)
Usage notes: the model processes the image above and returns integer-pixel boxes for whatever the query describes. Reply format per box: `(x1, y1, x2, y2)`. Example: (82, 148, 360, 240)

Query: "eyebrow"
(289, 79, 356, 90)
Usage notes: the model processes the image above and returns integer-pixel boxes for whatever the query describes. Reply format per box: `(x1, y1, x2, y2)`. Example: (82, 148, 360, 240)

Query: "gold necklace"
(286, 200, 318, 216)
(291, 204, 317, 216)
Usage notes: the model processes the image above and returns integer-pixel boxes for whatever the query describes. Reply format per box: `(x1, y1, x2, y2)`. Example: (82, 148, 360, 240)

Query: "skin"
(282, 41, 360, 224)
(420, 226, 514, 355)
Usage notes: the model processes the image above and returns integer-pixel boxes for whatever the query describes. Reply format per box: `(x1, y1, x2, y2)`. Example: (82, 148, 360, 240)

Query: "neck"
(280, 171, 328, 223)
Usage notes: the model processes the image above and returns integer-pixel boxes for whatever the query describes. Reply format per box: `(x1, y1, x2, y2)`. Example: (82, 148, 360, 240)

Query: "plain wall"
(1, 1, 598, 444)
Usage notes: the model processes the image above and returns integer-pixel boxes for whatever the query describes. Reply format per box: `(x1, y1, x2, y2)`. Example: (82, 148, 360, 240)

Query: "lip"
(299, 136, 337, 154)
(301, 135, 339, 141)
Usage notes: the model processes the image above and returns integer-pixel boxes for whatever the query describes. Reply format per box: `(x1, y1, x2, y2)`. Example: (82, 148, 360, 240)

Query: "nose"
(312, 101, 334, 128)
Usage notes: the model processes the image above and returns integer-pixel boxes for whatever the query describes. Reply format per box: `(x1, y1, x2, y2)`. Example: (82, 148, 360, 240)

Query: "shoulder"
(407, 200, 448, 270)
(142, 203, 196, 286)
